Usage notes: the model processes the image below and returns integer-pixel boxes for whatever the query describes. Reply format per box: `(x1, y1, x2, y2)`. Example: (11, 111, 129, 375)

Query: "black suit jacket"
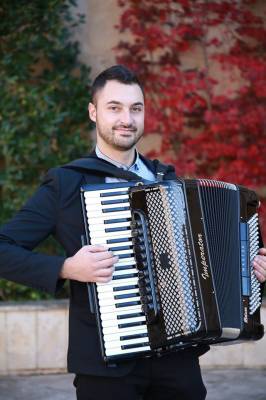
(0, 153, 208, 376)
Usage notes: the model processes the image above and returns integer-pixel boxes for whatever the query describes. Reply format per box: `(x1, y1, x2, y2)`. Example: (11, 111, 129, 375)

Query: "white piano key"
(104, 337, 148, 349)
(99, 303, 142, 314)
(99, 296, 141, 307)
(85, 201, 130, 210)
(87, 221, 131, 232)
(99, 306, 143, 319)
(102, 324, 146, 336)
(96, 281, 138, 294)
(97, 277, 139, 288)
(89, 229, 132, 238)
(103, 329, 147, 342)
(101, 240, 134, 248)
(102, 324, 147, 336)
(99, 307, 143, 321)
(112, 269, 138, 278)
(98, 288, 139, 299)
(101, 315, 145, 328)
(112, 248, 134, 255)
(86, 209, 130, 218)
(90, 230, 132, 240)
(92, 238, 133, 246)
(100, 306, 142, 317)
(85, 194, 129, 203)
(87, 211, 131, 221)
(114, 257, 136, 265)
(105, 346, 150, 357)
(87, 207, 129, 215)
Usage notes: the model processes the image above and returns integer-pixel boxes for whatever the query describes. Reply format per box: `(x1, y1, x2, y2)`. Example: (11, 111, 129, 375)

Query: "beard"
(96, 122, 144, 151)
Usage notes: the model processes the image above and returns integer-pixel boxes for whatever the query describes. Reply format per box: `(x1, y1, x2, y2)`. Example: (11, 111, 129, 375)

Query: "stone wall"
(0, 300, 265, 375)
(0, 301, 68, 375)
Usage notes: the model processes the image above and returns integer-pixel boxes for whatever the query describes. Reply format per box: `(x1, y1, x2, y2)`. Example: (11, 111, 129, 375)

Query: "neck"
(96, 141, 136, 167)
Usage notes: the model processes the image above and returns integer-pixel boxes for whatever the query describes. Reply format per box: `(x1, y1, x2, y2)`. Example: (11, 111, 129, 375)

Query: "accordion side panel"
(239, 187, 264, 340)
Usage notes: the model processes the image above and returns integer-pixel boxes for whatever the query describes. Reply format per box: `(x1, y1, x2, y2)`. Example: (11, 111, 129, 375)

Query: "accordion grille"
(145, 182, 201, 338)
(248, 213, 261, 315)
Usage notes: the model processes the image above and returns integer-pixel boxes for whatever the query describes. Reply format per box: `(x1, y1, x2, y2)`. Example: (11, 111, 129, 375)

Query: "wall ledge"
(0, 299, 265, 375)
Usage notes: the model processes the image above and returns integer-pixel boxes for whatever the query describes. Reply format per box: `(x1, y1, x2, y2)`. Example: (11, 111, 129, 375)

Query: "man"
(0, 65, 265, 400)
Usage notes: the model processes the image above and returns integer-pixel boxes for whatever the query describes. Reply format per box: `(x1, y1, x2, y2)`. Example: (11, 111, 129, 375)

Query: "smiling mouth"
(114, 127, 136, 131)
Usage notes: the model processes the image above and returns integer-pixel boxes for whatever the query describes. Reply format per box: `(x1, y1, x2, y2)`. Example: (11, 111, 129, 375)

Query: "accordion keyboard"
(83, 186, 151, 357)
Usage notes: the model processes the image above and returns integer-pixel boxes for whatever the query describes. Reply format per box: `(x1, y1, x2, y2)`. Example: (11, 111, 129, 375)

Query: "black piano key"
(117, 312, 143, 320)
(107, 238, 131, 244)
(114, 293, 139, 300)
(113, 273, 138, 280)
(115, 301, 141, 308)
(102, 206, 130, 213)
(105, 226, 130, 233)
(118, 321, 146, 329)
(104, 218, 130, 225)
(109, 245, 132, 252)
(121, 342, 149, 350)
(100, 190, 128, 197)
(101, 199, 129, 205)
(120, 333, 148, 341)
(115, 264, 135, 271)
(113, 284, 138, 292)
(115, 253, 134, 260)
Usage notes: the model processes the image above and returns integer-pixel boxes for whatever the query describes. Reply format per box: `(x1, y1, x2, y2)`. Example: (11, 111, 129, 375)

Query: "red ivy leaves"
(116, 0, 266, 239)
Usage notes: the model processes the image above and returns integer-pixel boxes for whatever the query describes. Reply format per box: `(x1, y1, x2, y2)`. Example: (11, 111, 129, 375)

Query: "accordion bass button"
(131, 229, 139, 237)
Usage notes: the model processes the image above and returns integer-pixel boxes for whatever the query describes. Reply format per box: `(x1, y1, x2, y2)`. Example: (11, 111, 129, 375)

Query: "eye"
(131, 106, 143, 113)
(109, 104, 120, 112)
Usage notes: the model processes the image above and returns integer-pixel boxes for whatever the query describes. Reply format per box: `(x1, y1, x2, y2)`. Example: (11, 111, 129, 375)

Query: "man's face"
(89, 80, 144, 151)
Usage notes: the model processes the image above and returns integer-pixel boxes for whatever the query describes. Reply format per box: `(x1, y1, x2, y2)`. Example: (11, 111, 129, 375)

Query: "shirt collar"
(95, 145, 140, 172)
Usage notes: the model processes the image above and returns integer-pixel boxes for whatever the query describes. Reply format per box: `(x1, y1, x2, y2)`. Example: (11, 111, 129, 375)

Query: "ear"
(88, 102, 96, 123)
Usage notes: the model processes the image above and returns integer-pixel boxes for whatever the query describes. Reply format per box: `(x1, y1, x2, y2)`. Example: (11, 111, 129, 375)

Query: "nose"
(120, 108, 133, 126)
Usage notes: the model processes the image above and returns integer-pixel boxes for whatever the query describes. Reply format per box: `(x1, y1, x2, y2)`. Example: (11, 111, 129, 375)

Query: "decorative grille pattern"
(145, 182, 201, 338)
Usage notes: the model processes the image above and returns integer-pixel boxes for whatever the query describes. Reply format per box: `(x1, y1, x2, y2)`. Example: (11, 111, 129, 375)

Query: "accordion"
(80, 179, 264, 362)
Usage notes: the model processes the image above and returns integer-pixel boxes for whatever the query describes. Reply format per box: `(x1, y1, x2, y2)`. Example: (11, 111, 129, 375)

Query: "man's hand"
(253, 248, 266, 283)
(60, 245, 118, 283)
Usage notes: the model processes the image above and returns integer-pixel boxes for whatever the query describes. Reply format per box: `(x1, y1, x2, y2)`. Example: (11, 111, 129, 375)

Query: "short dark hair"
(91, 65, 144, 103)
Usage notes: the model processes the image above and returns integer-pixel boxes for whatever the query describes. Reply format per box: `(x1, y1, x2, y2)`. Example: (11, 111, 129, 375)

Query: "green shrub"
(0, 0, 93, 300)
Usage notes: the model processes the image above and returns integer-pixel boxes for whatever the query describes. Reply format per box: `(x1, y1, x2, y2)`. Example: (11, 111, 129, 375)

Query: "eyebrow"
(106, 101, 144, 106)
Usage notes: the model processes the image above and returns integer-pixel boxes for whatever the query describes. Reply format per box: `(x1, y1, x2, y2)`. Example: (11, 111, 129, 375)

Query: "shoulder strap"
(62, 156, 143, 181)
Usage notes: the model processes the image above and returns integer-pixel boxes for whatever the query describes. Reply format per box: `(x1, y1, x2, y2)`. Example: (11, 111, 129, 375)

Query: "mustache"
(113, 124, 137, 131)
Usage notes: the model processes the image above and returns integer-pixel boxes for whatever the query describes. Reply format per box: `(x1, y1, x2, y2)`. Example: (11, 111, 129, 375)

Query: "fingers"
(87, 244, 109, 253)
(259, 248, 266, 256)
(253, 250, 266, 283)
(82, 244, 116, 262)
(86, 245, 118, 283)
(254, 269, 266, 283)
(96, 256, 119, 268)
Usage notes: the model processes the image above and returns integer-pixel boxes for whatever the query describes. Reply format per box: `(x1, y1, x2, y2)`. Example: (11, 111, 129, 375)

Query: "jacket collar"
(63, 149, 176, 181)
